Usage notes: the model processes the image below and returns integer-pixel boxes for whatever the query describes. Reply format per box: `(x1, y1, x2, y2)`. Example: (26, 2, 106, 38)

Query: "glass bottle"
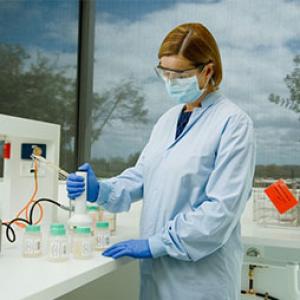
(23, 224, 42, 257)
(87, 205, 100, 231)
(95, 221, 110, 251)
(48, 223, 69, 262)
(72, 226, 93, 259)
(99, 207, 117, 234)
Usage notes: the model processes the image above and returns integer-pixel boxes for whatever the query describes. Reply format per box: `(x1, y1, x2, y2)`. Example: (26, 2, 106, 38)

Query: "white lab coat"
(98, 90, 256, 300)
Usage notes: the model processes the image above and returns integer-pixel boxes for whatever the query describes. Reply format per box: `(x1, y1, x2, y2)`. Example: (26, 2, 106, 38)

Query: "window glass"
(0, 0, 79, 172)
(91, 0, 300, 180)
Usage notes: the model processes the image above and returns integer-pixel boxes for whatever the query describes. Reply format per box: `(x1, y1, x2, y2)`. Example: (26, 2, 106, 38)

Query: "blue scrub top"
(97, 90, 256, 300)
(175, 106, 192, 139)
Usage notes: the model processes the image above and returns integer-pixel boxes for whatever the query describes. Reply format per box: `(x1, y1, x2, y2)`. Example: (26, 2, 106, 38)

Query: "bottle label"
(81, 240, 92, 257)
(23, 238, 41, 255)
(49, 240, 68, 259)
(34, 240, 41, 255)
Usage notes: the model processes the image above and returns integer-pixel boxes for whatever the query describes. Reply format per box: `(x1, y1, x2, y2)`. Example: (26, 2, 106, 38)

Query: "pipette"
(31, 154, 69, 179)
(31, 155, 92, 228)
(68, 171, 92, 228)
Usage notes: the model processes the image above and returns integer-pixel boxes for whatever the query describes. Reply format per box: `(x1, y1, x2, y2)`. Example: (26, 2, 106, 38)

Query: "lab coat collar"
(167, 90, 223, 149)
(179, 90, 222, 115)
(192, 90, 223, 111)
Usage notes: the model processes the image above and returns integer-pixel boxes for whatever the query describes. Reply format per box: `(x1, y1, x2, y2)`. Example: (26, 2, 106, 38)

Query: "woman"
(67, 23, 256, 300)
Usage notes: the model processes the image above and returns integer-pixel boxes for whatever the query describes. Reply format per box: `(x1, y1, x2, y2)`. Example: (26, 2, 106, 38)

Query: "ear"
(204, 62, 214, 76)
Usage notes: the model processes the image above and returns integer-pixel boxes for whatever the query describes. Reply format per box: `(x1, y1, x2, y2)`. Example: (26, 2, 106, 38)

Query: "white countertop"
(2, 198, 300, 300)
(242, 221, 300, 249)
(241, 199, 300, 249)
(0, 204, 140, 300)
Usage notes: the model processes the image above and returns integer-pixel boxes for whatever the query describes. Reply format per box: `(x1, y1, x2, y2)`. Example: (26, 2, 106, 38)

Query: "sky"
(0, 0, 299, 165)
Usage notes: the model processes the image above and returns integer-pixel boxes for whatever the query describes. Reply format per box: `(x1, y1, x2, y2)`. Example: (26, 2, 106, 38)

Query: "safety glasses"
(154, 64, 205, 81)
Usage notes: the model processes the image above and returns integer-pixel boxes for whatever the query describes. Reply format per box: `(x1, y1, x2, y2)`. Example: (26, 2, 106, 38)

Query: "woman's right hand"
(66, 163, 100, 202)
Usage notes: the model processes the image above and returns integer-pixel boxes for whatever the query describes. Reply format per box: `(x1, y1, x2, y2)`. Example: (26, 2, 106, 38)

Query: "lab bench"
(241, 201, 300, 300)
(2, 200, 300, 300)
(0, 204, 141, 300)
(241, 200, 300, 262)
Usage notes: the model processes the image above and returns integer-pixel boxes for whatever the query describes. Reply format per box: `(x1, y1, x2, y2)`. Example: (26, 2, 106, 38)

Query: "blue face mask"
(165, 75, 204, 104)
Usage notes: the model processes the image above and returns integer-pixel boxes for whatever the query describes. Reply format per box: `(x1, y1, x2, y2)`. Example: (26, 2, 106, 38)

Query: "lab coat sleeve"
(148, 114, 256, 261)
(96, 145, 147, 213)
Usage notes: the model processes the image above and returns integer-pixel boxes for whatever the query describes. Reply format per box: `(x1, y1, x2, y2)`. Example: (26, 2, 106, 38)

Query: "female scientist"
(67, 23, 256, 300)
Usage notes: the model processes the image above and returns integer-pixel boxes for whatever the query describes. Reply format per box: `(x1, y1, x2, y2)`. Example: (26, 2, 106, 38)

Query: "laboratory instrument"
(242, 177, 300, 299)
(0, 114, 60, 226)
(0, 114, 93, 247)
(68, 171, 93, 229)
(31, 154, 69, 180)
(30, 157, 93, 230)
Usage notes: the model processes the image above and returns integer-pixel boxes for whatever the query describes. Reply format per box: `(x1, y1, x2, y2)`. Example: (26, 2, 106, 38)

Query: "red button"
(3, 143, 11, 159)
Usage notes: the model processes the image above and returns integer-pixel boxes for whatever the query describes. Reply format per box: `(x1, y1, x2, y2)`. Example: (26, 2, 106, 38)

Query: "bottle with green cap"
(95, 221, 110, 250)
(23, 224, 42, 257)
(72, 226, 93, 259)
(99, 207, 117, 234)
(87, 205, 100, 230)
(48, 223, 69, 262)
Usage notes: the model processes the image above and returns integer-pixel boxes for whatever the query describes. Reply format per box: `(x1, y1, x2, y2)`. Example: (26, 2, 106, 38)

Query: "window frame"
(75, 0, 96, 167)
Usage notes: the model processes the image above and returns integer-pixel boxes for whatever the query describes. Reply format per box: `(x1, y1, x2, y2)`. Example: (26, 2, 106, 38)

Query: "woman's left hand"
(102, 239, 152, 259)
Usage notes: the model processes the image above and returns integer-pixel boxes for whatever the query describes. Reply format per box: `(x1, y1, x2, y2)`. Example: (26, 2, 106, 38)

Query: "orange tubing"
(13, 159, 44, 228)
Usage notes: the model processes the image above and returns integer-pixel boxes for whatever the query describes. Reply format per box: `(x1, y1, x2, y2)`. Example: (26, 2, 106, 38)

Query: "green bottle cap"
(96, 221, 109, 229)
(51, 227, 66, 236)
(25, 224, 41, 233)
(87, 206, 99, 211)
(50, 224, 66, 236)
(75, 226, 91, 234)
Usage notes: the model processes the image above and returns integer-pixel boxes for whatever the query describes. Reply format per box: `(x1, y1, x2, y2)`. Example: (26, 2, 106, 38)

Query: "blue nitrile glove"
(102, 239, 152, 259)
(66, 163, 100, 202)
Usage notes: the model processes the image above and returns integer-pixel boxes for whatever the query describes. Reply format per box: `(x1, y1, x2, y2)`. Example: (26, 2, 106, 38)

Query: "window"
(1, 1, 299, 180)
(0, 0, 79, 172)
(91, 0, 300, 180)
(91, 0, 175, 177)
